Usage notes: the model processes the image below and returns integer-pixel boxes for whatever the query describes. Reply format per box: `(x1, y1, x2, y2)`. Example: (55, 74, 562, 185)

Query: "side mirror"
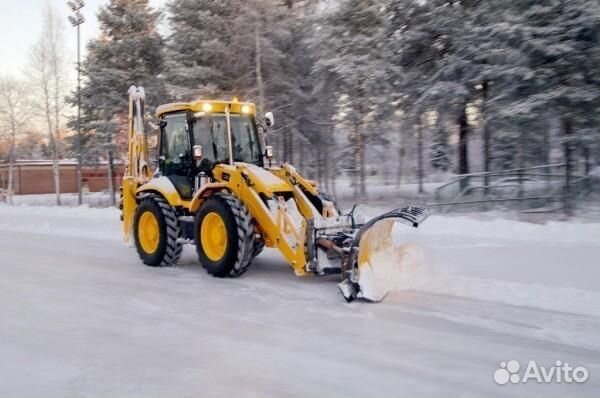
(265, 112, 274, 128)
(193, 145, 203, 160)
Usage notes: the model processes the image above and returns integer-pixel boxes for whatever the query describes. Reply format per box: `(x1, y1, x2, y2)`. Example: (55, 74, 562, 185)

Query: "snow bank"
(0, 204, 120, 241)
(8, 192, 113, 208)
(419, 215, 600, 245)
(377, 214, 600, 317)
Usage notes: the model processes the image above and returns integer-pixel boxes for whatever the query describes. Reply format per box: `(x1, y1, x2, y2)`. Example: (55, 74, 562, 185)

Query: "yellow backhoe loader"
(121, 86, 428, 302)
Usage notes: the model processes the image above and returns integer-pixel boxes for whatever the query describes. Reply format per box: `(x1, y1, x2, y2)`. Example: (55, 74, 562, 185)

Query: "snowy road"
(1, 205, 599, 397)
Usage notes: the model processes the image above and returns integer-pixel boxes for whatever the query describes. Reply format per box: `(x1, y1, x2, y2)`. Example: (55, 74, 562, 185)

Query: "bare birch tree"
(0, 76, 28, 205)
(28, 5, 68, 206)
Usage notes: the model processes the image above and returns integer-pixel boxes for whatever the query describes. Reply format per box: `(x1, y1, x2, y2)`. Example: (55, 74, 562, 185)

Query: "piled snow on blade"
(355, 219, 429, 301)
(358, 243, 426, 301)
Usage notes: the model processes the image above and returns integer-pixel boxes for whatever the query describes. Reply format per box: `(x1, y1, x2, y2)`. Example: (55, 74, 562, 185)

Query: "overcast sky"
(0, 0, 167, 76)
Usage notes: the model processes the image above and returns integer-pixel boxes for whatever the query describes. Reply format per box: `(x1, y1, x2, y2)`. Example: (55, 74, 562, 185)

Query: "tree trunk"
(288, 130, 294, 165)
(284, 131, 292, 164)
(517, 130, 524, 200)
(396, 121, 406, 186)
(298, 140, 304, 174)
(543, 120, 551, 164)
(481, 81, 490, 195)
(383, 153, 389, 185)
(562, 115, 573, 217)
(582, 145, 591, 192)
(327, 125, 336, 197)
(417, 120, 424, 194)
(316, 139, 322, 185)
(254, 24, 265, 114)
(54, 62, 61, 146)
(583, 145, 590, 176)
(7, 120, 16, 205)
(543, 116, 551, 193)
(54, 76, 62, 202)
(107, 150, 116, 207)
(277, 134, 284, 164)
(282, 133, 286, 163)
(359, 128, 366, 197)
(283, 132, 289, 163)
(7, 160, 14, 205)
(322, 142, 329, 191)
(396, 121, 404, 186)
(352, 117, 360, 200)
(331, 166, 337, 199)
(396, 146, 404, 187)
(51, 148, 61, 206)
(458, 102, 469, 189)
(45, 105, 61, 206)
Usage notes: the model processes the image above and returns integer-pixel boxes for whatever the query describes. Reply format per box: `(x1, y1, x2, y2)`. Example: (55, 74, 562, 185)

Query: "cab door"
(159, 112, 194, 199)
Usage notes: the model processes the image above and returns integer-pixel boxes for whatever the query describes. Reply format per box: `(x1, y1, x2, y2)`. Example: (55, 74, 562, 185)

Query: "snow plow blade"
(339, 206, 429, 302)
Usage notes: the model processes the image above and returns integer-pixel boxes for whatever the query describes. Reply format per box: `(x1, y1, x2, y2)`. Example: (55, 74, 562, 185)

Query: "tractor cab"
(156, 100, 266, 199)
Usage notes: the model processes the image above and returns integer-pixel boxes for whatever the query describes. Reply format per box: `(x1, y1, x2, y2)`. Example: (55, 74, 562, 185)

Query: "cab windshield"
(193, 114, 262, 165)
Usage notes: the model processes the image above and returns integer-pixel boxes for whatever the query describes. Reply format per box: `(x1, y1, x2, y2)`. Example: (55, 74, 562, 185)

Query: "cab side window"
(160, 113, 189, 175)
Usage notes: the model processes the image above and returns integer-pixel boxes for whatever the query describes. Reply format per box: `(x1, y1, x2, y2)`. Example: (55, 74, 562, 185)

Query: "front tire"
(195, 193, 254, 277)
(133, 194, 182, 267)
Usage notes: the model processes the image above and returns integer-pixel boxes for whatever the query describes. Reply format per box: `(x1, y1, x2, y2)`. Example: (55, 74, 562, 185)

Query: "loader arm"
(210, 163, 311, 275)
(269, 163, 339, 218)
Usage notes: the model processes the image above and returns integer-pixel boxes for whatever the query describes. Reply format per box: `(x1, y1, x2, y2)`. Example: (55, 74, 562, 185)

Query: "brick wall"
(0, 162, 125, 195)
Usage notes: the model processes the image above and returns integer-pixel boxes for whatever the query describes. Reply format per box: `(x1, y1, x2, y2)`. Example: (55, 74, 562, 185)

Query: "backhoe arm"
(122, 86, 151, 241)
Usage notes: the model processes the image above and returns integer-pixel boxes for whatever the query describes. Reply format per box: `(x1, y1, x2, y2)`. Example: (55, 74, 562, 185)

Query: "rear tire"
(195, 193, 254, 277)
(133, 194, 182, 267)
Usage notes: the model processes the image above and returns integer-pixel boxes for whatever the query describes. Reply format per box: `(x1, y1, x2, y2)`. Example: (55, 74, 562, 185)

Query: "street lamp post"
(68, 0, 85, 206)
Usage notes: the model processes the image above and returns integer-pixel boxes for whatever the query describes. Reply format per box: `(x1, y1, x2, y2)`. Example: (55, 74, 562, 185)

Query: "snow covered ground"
(0, 204, 599, 397)
(6, 192, 114, 208)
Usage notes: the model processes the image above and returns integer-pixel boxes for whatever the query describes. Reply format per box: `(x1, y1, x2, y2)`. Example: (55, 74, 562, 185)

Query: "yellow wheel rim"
(201, 212, 228, 261)
(138, 211, 160, 254)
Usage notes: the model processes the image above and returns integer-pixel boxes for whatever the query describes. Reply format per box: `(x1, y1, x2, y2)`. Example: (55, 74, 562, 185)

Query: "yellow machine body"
(121, 89, 428, 302)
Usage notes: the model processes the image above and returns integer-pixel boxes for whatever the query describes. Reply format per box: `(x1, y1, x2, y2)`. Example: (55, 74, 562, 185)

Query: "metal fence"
(428, 163, 597, 214)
